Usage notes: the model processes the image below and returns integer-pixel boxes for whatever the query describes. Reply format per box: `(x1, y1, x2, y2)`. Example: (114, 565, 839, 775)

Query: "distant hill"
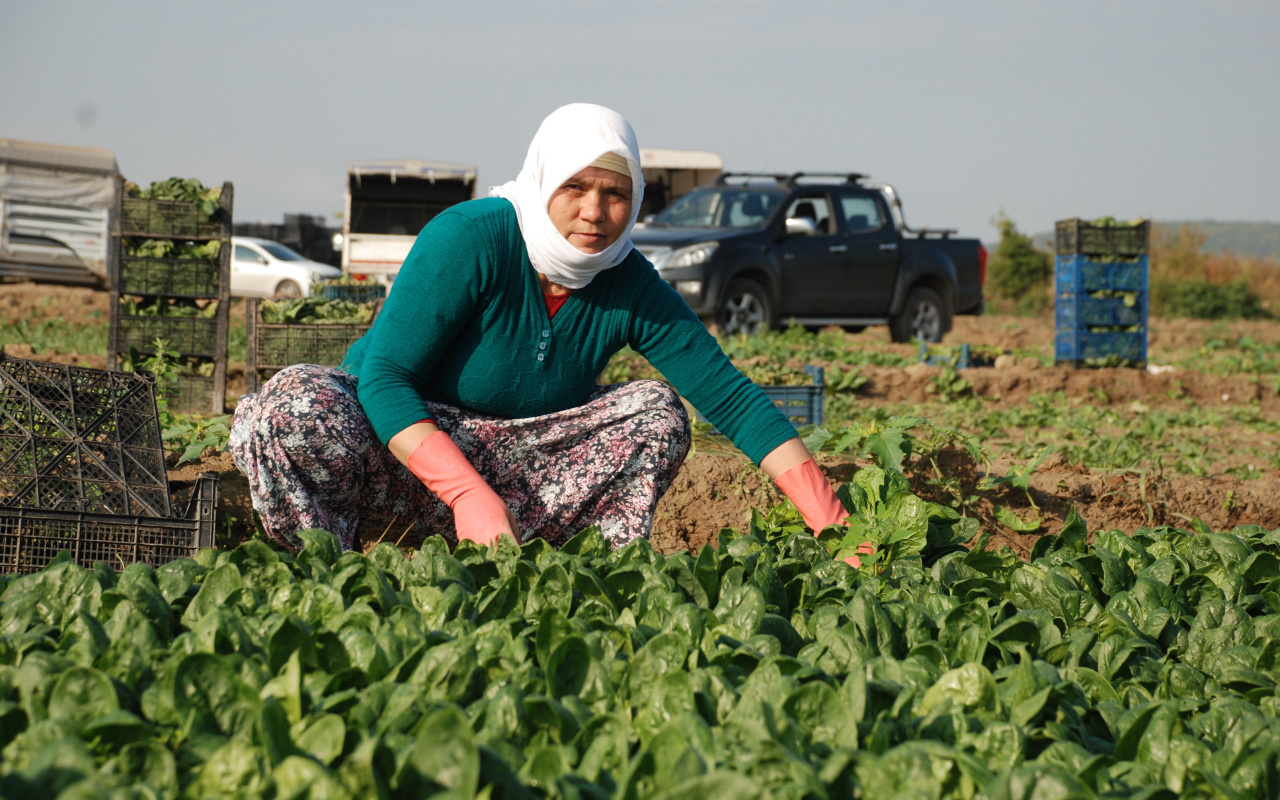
(1031, 221, 1280, 261)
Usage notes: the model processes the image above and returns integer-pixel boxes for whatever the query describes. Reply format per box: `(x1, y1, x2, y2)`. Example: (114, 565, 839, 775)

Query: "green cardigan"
(341, 197, 797, 465)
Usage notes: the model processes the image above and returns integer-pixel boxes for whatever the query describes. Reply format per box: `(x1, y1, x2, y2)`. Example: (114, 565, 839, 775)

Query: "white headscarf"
(490, 103, 645, 290)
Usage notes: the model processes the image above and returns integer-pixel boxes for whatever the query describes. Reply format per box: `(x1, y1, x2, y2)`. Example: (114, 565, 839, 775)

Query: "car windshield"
(259, 242, 307, 261)
(649, 188, 784, 229)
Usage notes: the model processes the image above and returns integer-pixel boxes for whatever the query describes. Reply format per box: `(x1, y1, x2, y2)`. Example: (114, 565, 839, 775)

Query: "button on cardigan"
(341, 197, 798, 465)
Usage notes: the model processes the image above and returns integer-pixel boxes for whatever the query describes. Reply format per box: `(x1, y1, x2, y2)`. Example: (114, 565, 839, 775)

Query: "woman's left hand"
(455, 498, 521, 547)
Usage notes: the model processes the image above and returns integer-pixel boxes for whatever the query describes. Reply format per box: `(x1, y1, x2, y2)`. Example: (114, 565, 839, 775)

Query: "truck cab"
(339, 160, 476, 287)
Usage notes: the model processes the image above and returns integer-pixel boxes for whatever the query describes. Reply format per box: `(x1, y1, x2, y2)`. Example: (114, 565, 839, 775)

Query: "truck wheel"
(889, 286, 948, 343)
(273, 279, 303, 299)
(716, 279, 774, 337)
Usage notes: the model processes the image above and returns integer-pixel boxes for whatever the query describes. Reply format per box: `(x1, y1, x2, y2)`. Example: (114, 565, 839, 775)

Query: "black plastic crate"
(0, 356, 171, 517)
(255, 324, 369, 366)
(165, 374, 221, 416)
(0, 473, 217, 574)
(120, 197, 225, 239)
(119, 255, 221, 298)
(318, 284, 386, 303)
(112, 314, 220, 358)
(696, 365, 825, 433)
(1055, 219, 1149, 259)
(1055, 328, 1147, 365)
(245, 298, 376, 392)
(1055, 292, 1147, 328)
(1055, 255, 1149, 294)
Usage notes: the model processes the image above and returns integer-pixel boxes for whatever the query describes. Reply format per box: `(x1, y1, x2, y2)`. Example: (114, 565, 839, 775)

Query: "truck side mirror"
(784, 217, 817, 237)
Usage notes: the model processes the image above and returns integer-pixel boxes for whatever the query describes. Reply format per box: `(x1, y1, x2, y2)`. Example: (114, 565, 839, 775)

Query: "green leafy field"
(3, 500, 1280, 798)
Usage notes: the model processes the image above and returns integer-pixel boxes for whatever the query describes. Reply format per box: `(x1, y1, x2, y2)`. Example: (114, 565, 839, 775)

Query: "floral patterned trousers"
(229, 365, 691, 551)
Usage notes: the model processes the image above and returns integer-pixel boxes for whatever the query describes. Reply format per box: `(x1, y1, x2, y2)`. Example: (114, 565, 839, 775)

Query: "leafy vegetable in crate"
(120, 297, 219, 318)
(125, 239, 221, 260)
(126, 177, 223, 219)
(260, 297, 375, 325)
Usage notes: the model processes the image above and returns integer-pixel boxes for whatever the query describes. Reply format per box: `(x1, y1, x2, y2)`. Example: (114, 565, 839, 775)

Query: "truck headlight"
(668, 242, 718, 268)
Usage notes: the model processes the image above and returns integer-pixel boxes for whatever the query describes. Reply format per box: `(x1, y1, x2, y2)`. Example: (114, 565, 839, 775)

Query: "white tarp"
(0, 138, 118, 209)
(0, 163, 117, 209)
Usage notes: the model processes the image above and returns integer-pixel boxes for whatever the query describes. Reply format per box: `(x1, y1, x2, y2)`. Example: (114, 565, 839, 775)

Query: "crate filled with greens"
(119, 177, 228, 239)
(245, 296, 379, 392)
(1054, 217, 1149, 367)
(118, 239, 223, 298)
(109, 178, 233, 414)
(110, 298, 222, 358)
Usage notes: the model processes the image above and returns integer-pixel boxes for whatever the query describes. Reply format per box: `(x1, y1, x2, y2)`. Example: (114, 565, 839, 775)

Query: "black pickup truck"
(631, 173, 986, 342)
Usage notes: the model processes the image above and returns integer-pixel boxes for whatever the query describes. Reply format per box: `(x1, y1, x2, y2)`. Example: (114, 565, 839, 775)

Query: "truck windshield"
(649, 188, 784, 229)
(260, 242, 307, 261)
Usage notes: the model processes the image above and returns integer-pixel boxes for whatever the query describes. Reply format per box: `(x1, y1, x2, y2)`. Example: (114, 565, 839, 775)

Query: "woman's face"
(547, 166, 633, 254)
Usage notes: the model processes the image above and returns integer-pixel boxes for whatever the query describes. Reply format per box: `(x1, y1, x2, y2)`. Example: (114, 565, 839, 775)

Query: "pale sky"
(3, 0, 1277, 240)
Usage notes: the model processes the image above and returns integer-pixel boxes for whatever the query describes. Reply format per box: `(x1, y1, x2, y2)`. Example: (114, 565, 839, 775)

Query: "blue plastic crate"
(1054, 255, 1148, 294)
(318, 284, 386, 303)
(696, 365, 824, 433)
(1055, 328, 1147, 364)
(1055, 292, 1147, 328)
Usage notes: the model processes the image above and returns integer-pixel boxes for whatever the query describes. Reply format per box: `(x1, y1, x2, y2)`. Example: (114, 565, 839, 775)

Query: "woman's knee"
(235, 365, 363, 451)
(627, 381, 691, 457)
(624, 380, 688, 424)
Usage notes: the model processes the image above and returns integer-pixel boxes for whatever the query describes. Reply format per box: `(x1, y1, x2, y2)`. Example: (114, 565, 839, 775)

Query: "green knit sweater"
(341, 197, 797, 464)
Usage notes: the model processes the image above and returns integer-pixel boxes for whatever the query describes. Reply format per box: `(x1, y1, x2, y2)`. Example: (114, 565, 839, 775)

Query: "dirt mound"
(848, 361, 1278, 411)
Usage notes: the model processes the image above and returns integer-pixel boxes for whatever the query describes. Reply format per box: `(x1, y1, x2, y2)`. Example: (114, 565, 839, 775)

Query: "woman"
(230, 103, 858, 559)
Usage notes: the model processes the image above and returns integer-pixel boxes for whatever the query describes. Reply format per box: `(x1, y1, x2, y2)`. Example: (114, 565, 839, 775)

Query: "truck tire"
(716, 279, 775, 337)
(889, 286, 948, 343)
(273, 279, 303, 298)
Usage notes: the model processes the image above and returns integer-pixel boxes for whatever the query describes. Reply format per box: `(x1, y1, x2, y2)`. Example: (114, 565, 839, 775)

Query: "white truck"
(0, 138, 120, 286)
(337, 159, 476, 287)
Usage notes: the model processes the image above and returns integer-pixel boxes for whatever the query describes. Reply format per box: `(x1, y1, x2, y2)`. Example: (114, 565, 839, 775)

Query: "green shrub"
(986, 213, 1052, 314)
(1154, 277, 1270, 319)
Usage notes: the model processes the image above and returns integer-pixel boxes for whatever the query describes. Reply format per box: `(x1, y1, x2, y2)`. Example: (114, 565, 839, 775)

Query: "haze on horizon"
(2, 0, 1277, 241)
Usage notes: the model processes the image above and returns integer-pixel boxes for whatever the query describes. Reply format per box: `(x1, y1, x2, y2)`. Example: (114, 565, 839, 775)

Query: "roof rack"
(714, 172, 868, 187)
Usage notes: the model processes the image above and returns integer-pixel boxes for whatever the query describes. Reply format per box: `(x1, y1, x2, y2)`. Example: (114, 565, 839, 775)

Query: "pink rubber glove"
(406, 431, 518, 546)
(774, 458, 873, 566)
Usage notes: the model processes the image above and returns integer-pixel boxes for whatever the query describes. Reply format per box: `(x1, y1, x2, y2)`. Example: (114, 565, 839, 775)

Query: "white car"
(230, 236, 342, 298)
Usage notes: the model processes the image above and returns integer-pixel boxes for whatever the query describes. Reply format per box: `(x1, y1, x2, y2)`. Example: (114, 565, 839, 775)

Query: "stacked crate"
(108, 181, 233, 414)
(1053, 219, 1149, 366)
(0, 355, 218, 573)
